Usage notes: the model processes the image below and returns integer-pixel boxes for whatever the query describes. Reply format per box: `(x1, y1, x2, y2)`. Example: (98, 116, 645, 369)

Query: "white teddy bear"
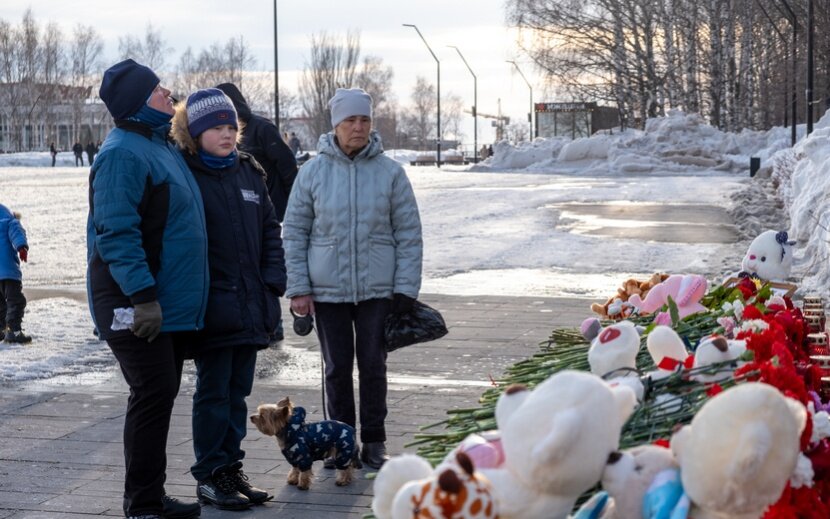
(691, 335, 747, 383)
(646, 325, 690, 380)
(599, 444, 679, 519)
(671, 382, 807, 519)
(478, 370, 637, 519)
(588, 321, 644, 400)
(740, 230, 795, 282)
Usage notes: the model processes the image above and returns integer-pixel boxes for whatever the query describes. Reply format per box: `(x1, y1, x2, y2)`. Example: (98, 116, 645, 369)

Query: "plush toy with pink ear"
(627, 274, 708, 320)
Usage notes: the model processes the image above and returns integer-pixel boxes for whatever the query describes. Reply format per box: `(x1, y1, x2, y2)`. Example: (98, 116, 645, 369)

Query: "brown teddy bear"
(590, 273, 670, 319)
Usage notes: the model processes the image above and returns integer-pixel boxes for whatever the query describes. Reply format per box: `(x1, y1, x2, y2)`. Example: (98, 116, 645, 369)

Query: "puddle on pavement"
(554, 202, 738, 243)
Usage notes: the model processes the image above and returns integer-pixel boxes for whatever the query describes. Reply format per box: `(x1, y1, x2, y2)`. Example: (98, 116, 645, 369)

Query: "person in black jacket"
(85, 141, 98, 165)
(216, 82, 296, 343)
(72, 141, 84, 166)
(171, 88, 286, 512)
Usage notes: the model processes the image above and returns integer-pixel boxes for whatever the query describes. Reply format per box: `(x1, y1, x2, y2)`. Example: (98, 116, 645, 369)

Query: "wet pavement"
(0, 293, 594, 518)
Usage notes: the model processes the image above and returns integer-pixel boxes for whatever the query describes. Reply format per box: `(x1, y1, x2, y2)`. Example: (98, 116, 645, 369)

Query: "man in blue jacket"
(87, 59, 208, 519)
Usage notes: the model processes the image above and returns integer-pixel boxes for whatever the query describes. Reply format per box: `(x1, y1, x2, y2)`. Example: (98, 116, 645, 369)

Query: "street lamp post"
(507, 60, 533, 140)
(403, 23, 441, 167)
(448, 45, 477, 163)
(274, 0, 280, 131)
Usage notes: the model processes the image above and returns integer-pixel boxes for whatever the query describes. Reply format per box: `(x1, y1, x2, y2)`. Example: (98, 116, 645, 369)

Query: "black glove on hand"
(132, 300, 163, 342)
(391, 293, 416, 314)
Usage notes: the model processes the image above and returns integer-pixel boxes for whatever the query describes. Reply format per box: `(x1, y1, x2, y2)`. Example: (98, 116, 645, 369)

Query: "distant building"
(0, 83, 112, 153)
(534, 102, 620, 139)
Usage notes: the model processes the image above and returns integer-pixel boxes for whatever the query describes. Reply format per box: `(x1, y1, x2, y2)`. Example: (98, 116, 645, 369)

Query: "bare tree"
(506, 0, 823, 132)
(355, 55, 396, 146)
(0, 17, 24, 151)
(118, 23, 171, 70)
(171, 36, 256, 98)
(400, 76, 436, 150)
(69, 24, 103, 142)
(41, 22, 64, 149)
(441, 92, 464, 144)
(298, 30, 361, 140)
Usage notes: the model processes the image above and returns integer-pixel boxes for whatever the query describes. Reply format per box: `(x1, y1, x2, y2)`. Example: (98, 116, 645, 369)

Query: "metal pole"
(449, 46, 477, 163)
(403, 24, 441, 167)
(274, 0, 280, 131)
(807, 0, 814, 134)
(507, 60, 533, 140)
(780, 0, 798, 145)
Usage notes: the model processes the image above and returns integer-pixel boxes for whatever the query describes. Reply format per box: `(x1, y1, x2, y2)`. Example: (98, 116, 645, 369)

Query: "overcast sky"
(1, 0, 544, 146)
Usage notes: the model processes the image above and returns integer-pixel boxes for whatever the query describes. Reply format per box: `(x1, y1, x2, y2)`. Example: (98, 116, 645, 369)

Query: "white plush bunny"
(741, 230, 795, 282)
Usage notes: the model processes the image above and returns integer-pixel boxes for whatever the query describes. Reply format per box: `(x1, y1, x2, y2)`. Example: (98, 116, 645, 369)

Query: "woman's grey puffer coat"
(283, 130, 422, 304)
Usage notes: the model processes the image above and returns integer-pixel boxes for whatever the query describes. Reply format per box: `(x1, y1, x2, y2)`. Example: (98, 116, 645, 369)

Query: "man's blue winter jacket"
(86, 122, 209, 340)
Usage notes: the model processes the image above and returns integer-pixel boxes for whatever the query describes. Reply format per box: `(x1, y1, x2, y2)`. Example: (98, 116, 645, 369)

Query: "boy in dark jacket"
(171, 88, 286, 512)
(215, 82, 296, 343)
(0, 204, 30, 343)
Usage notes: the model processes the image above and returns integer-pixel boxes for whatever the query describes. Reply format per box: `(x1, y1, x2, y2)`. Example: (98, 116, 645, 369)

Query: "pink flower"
(654, 312, 672, 326)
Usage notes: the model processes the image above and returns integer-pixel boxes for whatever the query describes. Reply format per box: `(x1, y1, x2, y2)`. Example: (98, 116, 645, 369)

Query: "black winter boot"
(5, 329, 31, 343)
(361, 442, 389, 470)
(161, 493, 201, 518)
(197, 465, 251, 511)
(226, 462, 272, 505)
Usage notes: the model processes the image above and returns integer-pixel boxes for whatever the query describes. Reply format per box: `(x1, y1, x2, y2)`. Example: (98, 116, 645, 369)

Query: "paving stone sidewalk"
(0, 293, 593, 518)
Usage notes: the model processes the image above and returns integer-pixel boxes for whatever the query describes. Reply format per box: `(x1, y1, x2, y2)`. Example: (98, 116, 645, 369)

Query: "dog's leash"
(320, 348, 328, 420)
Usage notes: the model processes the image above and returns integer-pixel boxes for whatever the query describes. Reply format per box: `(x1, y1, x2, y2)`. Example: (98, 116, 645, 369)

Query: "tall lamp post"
(403, 23, 441, 166)
(448, 45, 477, 163)
(507, 60, 533, 140)
(274, 0, 280, 131)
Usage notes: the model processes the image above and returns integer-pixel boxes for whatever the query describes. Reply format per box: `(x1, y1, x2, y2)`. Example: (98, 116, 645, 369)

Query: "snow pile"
(768, 112, 830, 291)
(472, 110, 791, 176)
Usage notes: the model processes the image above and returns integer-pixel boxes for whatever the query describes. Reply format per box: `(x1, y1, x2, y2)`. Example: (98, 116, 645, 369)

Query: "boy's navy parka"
(182, 151, 286, 351)
(0, 204, 27, 281)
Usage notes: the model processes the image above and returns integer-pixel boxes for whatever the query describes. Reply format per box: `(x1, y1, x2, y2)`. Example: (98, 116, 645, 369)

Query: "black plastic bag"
(384, 300, 448, 352)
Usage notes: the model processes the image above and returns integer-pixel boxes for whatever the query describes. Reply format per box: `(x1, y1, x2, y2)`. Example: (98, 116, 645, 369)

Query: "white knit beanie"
(329, 88, 373, 128)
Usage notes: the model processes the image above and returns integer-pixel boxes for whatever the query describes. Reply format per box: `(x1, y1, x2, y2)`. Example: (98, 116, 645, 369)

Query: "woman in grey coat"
(283, 88, 423, 469)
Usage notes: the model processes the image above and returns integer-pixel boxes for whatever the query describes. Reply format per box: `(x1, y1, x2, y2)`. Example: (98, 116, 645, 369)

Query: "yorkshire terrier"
(250, 396, 360, 490)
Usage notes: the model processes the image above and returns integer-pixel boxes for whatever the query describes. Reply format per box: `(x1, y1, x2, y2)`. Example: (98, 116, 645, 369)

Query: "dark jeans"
(74, 153, 83, 166)
(51, 153, 56, 167)
(315, 298, 391, 443)
(107, 332, 187, 517)
(0, 279, 26, 330)
(190, 345, 257, 481)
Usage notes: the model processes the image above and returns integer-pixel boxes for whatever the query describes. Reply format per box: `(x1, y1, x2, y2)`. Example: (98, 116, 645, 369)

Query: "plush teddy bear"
(599, 444, 679, 518)
(671, 382, 807, 519)
(371, 451, 499, 519)
(588, 321, 644, 400)
(478, 370, 637, 519)
(690, 335, 747, 383)
(590, 273, 670, 319)
(740, 230, 796, 282)
(627, 274, 708, 320)
(646, 325, 690, 380)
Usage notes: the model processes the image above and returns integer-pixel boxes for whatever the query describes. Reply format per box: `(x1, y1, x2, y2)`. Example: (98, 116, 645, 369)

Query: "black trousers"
(107, 332, 187, 517)
(0, 279, 26, 331)
(315, 298, 391, 443)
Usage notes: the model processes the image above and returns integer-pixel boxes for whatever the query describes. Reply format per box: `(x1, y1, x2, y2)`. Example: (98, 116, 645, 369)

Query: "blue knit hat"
(186, 88, 238, 138)
(99, 59, 160, 120)
(329, 88, 373, 127)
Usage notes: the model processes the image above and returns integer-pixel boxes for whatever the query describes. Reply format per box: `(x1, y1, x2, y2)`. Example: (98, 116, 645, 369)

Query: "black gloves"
(391, 293, 416, 314)
(132, 300, 163, 342)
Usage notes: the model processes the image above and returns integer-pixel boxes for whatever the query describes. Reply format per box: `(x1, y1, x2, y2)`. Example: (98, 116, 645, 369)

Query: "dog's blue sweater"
(280, 406, 356, 471)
